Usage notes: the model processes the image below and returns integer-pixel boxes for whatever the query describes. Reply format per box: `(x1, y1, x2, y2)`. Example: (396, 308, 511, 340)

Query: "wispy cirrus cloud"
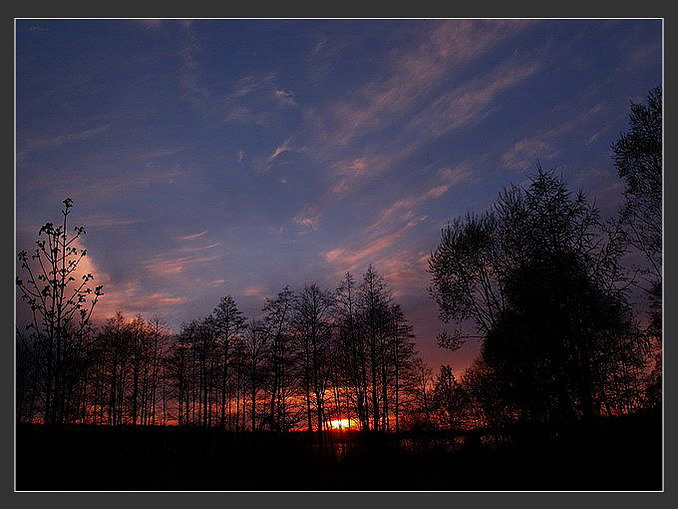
(323, 220, 423, 275)
(240, 285, 269, 298)
(178, 23, 298, 128)
(146, 253, 222, 276)
(321, 20, 535, 149)
(502, 139, 563, 170)
(44, 237, 187, 322)
(94, 280, 187, 321)
(369, 165, 471, 235)
(135, 19, 163, 30)
(321, 162, 469, 282)
(502, 101, 606, 170)
(179, 242, 222, 253)
(270, 139, 293, 161)
(23, 124, 110, 152)
(21, 165, 185, 204)
(83, 215, 144, 230)
(178, 230, 208, 241)
(406, 55, 541, 138)
(292, 22, 538, 228)
(377, 250, 431, 297)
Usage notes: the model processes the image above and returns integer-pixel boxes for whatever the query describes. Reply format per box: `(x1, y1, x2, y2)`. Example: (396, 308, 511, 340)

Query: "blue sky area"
(16, 19, 662, 371)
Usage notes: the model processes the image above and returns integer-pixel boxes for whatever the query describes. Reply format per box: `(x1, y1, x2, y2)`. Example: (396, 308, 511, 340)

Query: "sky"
(15, 19, 662, 372)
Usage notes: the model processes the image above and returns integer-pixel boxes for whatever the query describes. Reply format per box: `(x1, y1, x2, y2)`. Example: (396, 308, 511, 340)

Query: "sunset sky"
(16, 19, 662, 371)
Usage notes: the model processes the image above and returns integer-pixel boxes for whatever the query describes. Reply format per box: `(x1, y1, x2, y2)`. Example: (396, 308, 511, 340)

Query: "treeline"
(17, 263, 458, 431)
(166, 274, 430, 431)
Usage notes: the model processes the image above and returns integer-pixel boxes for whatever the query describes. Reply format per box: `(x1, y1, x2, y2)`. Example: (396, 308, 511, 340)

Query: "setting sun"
(328, 418, 354, 430)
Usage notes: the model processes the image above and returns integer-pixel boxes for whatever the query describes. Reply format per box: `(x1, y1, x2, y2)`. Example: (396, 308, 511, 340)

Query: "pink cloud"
(370, 165, 470, 234)
(293, 212, 319, 229)
(24, 124, 109, 151)
(44, 238, 187, 322)
(408, 56, 541, 138)
(501, 101, 607, 170)
(179, 230, 208, 241)
(179, 242, 222, 253)
(292, 22, 535, 227)
(502, 139, 563, 170)
(378, 250, 431, 297)
(270, 140, 292, 160)
(321, 165, 469, 277)
(146, 253, 221, 276)
(325, 20, 534, 148)
(241, 285, 269, 298)
(323, 220, 423, 274)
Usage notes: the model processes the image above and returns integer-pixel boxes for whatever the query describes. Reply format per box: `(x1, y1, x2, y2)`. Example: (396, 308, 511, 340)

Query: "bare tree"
(16, 199, 103, 424)
(293, 284, 334, 432)
(358, 266, 392, 431)
(241, 320, 270, 431)
(263, 287, 297, 431)
(212, 296, 246, 429)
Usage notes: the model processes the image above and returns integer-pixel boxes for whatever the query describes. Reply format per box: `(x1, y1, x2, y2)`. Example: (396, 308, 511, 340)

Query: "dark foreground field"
(17, 413, 661, 491)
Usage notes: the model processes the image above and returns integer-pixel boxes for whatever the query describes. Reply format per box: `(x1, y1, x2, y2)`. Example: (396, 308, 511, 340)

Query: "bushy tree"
(430, 170, 650, 424)
(612, 86, 662, 287)
(612, 86, 662, 406)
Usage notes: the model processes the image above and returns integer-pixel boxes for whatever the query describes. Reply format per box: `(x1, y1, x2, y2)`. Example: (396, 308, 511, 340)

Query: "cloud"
(26, 25, 50, 33)
(22, 165, 186, 205)
(323, 219, 425, 275)
(319, 162, 470, 281)
(293, 213, 319, 229)
(145, 292, 186, 306)
(325, 21, 533, 146)
(270, 140, 292, 160)
(585, 126, 609, 146)
(501, 101, 607, 170)
(502, 139, 563, 170)
(83, 216, 144, 230)
(177, 25, 299, 127)
(222, 74, 299, 126)
(133, 147, 186, 160)
(241, 285, 269, 298)
(146, 253, 221, 276)
(275, 89, 297, 107)
(407, 56, 540, 138)
(179, 242, 222, 253)
(24, 124, 110, 151)
(178, 230, 208, 241)
(23, 237, 187, 322)
(370, 165, 470, 234)
(292, 22, 537, 227)
(135, 19, 163, 30)
(378, 250, 431, 297)
(93, 280, 187, 321)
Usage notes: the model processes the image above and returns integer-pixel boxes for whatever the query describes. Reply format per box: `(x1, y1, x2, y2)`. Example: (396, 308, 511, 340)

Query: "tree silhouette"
(294, 284, 336, 432)
(429, 170, 650, 424)
(262, 287, 298, 431)
(432, 365, 467, 430)
(612, 86, 662, 406)
(613, 86, 662, 287)
(16, 198, 103, 424)
(212, 295, 247, 429)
